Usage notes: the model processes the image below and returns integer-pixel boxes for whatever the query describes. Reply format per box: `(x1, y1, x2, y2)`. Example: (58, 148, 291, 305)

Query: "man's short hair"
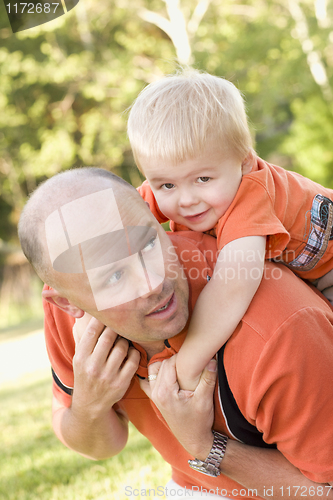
(127, 67, 253, 168)
(18, 167, 134, 284)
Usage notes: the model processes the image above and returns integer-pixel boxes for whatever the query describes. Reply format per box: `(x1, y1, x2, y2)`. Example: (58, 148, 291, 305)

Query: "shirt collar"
(134, 326, 188, 379)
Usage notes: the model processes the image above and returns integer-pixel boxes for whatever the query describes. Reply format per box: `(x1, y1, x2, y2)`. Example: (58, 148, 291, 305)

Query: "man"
(18, 167, 333, 499)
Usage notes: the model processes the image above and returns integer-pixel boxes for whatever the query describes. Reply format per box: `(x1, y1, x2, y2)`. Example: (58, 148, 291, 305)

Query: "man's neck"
(138, 340, 166, 361)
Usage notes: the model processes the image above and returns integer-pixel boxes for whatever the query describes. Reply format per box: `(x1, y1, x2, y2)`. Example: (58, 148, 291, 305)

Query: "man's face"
(50, 186, 189, 344)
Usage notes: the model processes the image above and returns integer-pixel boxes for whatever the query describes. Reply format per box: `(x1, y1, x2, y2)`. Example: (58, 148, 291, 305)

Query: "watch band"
(188, 431, 228, 477)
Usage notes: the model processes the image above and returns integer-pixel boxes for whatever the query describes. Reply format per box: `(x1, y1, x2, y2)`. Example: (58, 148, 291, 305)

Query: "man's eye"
(142, 236, 157, 252)
(161, 183, 175, 190)
(106, 270, 123, 286)
(197, 177, 211, 183)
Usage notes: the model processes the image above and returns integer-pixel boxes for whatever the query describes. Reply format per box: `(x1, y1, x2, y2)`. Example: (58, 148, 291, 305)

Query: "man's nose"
(140, 276, 164, 299)
(146, 268, 165, 292)
(130, 259, 165, 299)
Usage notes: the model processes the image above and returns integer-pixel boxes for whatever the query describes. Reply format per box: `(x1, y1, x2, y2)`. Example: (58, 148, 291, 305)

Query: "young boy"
(127, 68, 333, 391)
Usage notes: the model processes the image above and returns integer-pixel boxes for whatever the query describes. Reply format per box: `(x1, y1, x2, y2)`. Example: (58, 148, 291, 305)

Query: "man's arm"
(52, 318, 140, 460)
(222, 442, 333, 500)
(141, 357, 333, 499)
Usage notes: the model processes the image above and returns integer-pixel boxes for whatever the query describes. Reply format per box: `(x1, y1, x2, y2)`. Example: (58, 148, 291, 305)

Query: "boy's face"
(140, 141, 247, 232)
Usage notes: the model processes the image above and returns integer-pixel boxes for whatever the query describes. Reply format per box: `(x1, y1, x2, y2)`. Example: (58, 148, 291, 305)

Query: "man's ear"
(41, 289, 85, 318)
(241, 150, 255, 175)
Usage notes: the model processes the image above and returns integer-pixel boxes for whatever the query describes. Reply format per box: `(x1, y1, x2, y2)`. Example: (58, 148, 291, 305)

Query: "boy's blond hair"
(127, 68, 253, 170)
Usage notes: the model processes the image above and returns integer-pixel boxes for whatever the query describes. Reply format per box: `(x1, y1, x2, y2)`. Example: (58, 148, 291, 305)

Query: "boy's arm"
(52, 318, 140, 460)
(176, 235, 266, 390)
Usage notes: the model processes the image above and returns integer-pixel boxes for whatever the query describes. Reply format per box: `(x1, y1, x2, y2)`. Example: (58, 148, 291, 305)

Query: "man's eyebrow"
(126, 224, 157, 253)
(83, 225, 157, 277)
(90, 260, 123, 281)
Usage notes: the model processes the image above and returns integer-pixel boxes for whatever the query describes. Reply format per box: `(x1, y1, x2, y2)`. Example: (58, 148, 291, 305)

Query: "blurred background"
(1, 0, 333, 327)
(0, 0, 333, 498)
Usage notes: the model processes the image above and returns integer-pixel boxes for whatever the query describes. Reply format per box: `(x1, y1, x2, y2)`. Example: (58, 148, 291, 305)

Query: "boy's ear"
(42, 289, 85, 318)
(241, 150, 255, 175)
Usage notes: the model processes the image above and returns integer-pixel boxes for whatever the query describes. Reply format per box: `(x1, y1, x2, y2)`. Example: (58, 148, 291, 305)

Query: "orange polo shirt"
(44, 231, 333, 497)
(138, 156, 333, 280)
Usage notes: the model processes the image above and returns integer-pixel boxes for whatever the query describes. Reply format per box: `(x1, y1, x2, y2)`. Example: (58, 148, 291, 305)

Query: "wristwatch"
(188, 431, 228, 477)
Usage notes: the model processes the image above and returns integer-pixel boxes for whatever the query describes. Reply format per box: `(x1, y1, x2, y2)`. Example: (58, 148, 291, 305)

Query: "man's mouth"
(155, 300, 171, 312)
(147, 293, 175, 316)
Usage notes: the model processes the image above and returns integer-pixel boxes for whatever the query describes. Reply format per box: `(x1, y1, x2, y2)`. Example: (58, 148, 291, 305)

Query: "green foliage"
(282, 95, 333, 186)
(1, 0, 333, 327)
(0, 0, 333, 242)
(0, 376, 170, 500)
(0, 0, 175, 236)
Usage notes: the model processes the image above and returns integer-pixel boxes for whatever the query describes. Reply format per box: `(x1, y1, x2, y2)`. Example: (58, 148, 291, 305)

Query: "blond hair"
(127, 68, 253, 169)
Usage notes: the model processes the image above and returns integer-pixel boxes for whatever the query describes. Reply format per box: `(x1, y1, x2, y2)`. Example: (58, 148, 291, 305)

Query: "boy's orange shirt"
(138, 156, 333, 280)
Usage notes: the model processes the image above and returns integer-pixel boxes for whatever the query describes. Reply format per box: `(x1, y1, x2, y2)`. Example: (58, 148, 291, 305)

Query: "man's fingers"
(195, 359, 217, 397)
(321, 285, 333, 305)
(316, 269, 333, 291)
(76, 316, 107, 353)
(139, 378, 150, 397)
(74, 313, 94, 344)
(147, 361, 163, 385)
(121, 347, 141, 378)
(72, 322, 80, 345)
(156, 356, 177, 386)
(139, 361, 162, 398)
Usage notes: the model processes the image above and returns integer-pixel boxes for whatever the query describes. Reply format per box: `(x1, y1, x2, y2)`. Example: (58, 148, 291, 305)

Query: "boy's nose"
(178, 190, 199, 208)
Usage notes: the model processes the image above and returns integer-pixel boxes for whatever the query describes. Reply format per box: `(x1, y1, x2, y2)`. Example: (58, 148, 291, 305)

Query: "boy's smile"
(140, 141, 250, 233)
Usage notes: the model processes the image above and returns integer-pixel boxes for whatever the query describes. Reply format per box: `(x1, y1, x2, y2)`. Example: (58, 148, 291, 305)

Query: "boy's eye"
(197, 177, 211, 183)
(142, 236, 157, 252)
(106, 270, 123, 286)
(161, 183, 175, 190)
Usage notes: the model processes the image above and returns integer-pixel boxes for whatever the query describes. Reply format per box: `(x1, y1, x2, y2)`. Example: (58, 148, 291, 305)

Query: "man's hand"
(52, 316, 140, 460)
(140, 356, 333, 500)
(140, 355, 217, 460)
(72, 316, 140, 420)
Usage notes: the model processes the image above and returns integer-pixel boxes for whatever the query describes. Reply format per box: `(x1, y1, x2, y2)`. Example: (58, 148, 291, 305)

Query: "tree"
(1, 0, 333, 325)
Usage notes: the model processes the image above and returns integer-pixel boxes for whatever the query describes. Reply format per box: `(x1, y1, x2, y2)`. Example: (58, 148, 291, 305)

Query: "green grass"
(0, 376, 171, 500)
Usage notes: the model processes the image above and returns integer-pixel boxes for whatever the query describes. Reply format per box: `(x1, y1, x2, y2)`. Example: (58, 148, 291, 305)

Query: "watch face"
(188, 460, 219, 477)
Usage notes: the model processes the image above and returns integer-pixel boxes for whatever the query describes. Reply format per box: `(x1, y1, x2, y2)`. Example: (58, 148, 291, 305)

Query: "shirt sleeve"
(43, 286, 75, 407)
(247, 308, 333, 483)
(215, 176, 290, 257)
(137, 180, 169, 223)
